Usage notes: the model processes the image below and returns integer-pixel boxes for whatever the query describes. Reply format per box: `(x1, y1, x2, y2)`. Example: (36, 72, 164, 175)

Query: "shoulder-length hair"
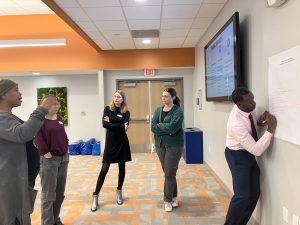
(109, 90, 129, 113)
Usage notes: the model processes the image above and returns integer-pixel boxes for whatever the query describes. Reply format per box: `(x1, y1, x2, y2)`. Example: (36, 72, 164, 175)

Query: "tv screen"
(204, 12, 241, 101)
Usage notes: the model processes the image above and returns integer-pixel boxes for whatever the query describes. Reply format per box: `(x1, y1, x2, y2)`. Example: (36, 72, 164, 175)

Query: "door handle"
(130, 115, 150, 122)
(131, 117, 147, 121)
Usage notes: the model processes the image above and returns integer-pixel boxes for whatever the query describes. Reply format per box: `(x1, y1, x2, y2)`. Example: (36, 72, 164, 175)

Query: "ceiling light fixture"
(32, 72, 41, 75)
(0, 38, 66, 48)
(142, 39, 151, 44)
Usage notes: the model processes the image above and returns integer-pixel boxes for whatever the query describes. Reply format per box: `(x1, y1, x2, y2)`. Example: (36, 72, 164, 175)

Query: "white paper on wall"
(268, 45, 300, 145)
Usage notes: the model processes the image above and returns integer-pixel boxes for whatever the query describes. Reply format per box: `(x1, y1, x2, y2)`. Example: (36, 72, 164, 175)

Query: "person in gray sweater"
(0, 79, 58, 225)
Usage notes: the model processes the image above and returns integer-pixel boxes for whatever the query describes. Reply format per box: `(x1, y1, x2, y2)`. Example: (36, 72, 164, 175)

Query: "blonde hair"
(109, 90, 128, 113)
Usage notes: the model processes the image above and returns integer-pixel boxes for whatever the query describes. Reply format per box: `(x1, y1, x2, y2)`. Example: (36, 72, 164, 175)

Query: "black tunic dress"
(102, 106, 131, 163)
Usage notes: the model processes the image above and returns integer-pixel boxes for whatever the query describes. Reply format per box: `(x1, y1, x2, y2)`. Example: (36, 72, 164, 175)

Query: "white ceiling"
(0, 0, 228, 50)
(0, 0, 53, 15)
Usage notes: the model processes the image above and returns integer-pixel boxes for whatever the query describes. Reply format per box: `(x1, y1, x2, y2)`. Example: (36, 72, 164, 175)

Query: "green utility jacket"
(151, 105, 184, 148)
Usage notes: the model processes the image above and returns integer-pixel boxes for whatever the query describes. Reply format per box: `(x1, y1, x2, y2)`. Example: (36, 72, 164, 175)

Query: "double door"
(118, 79, 182, 153)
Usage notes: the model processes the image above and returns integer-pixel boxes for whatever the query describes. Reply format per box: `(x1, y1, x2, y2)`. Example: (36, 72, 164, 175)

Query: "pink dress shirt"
(226, 105, 273, 156)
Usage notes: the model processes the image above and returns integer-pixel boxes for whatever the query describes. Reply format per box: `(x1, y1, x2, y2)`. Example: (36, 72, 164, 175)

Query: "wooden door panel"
(150, 80, 182, 113)
(118, 79, 183, 152)
(118, 81, 150, 146)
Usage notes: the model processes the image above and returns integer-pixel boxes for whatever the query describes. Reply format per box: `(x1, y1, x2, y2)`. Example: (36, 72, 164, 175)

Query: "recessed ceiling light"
(32, 72, 40, 75)
(135, 0, 148, 3)
(0, 39, 66, 48)
(142, 39, 151, 44)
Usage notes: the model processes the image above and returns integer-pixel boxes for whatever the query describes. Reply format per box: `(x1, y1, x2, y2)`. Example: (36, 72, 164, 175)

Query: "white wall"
(5, 74, 102, 143)
(193, 0, 300, 224)
(103, 68, 194, 128)
(2, 68, 193, 150)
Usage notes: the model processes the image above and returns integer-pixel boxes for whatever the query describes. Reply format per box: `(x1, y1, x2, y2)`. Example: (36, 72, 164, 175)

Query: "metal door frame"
(117, 78, 184, 151)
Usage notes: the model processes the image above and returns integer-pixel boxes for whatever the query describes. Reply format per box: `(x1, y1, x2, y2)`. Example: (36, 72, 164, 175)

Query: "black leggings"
(93, 162, 126, 195)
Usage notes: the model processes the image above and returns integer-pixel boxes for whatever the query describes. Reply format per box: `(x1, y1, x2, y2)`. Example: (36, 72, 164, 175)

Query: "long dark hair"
(164, 87, 180, 106)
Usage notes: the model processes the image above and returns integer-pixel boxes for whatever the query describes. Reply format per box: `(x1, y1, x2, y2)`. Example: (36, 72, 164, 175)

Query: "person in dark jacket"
(35, 95, 69, 225)
(0, 79, 57, 225)
(91, 90, 131, 212)
(151, 87, 184, 212)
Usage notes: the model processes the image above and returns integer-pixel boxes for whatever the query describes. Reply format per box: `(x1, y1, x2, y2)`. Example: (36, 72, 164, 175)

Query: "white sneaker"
(172, 197, 178, 208)
(164, 202, 173, 212)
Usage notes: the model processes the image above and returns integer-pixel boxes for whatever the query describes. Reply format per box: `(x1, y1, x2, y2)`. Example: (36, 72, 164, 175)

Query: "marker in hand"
(258, 111, 270, 125)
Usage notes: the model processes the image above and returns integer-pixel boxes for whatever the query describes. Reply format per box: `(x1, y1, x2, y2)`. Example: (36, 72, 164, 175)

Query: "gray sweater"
(0, 107, 47, 225)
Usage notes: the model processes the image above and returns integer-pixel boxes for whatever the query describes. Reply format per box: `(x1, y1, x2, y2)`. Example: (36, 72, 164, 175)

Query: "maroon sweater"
(35, 115, 68, 156)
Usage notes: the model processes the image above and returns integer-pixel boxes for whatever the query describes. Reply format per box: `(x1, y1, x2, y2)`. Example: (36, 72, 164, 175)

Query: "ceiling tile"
(162, 5, 201, 19)
(0, 1, 17, 7)
(182, 42, 197, 47)
(121, 0, 162, 6)
(95, 21, 128, 31)
(160, 29, 189, 38)
(15, 0, 47, 7)
(183, 37, 200, 46)
(159, 37, 185, 48)
(192, 17, 214, 29)
(77, 21, 98, 32)
(102, 30, 132, 39)
(128, 20, 160, 30)
(77, 0, 120, 7)
(63, 7, 90, 21)
(123, 6, 161, 20)
(204, 0, 227, 3)
(134, 38, 159, 49)
(108, 38, 135, 49)
(85, 31, 105, 40)
(164, 0, 203, 5)
(161, 19, 193, 29)
(187, 29, 206, 38)
(24, 7, 54, 14)
(54, 0, 80, 7)
(84, 7, 124, 21)
(197, 3, 224, 18)
(94, 39, 112, 50)
(1, 0, 228, 49)
(0, 0, 53, 15)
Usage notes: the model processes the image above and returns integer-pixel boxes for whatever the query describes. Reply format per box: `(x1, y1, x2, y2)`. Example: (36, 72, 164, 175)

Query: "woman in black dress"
(91, 90, 131, 212)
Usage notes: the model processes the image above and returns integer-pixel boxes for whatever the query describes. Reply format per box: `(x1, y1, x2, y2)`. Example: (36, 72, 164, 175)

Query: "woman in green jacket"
(151, 87, 184, 212)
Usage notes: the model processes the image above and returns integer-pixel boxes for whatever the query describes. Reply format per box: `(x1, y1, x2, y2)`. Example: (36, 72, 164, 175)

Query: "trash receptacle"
(183, 128, 203, 164)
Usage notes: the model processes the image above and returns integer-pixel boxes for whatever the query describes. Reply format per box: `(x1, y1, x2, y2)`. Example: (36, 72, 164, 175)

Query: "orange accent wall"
(0, 14, 195, 72)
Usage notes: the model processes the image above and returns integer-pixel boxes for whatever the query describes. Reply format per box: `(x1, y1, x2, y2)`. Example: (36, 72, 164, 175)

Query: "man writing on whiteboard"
(224, 86, 277, 225)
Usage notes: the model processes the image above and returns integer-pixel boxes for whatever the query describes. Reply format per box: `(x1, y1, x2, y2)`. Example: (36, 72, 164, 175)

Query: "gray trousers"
(156, 146, 182, 202)
(39, 154, 69, 225)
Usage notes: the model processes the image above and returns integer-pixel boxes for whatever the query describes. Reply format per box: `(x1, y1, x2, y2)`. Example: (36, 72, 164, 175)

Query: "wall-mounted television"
(204, 11, 241, 101)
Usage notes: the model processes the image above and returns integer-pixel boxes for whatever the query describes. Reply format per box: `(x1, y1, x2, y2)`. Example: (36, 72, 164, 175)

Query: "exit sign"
(144, 68, 155, 77)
